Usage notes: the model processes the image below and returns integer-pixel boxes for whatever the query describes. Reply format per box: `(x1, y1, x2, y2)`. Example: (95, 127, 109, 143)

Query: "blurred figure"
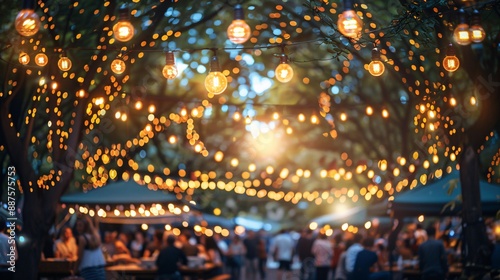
(205, 235, 224, 277)
(270, 229, 295, 280)
(178, 231, 199, 257)
(228, 235, 246, 280)
(417, 226, 448, 280)
(348, 237, 390, 280)
(331, 234, 345, 278)
(129, 231, 146, 258)
(156, 235, 187, 280)
(143, 231, 164, 258)
(54, 226, 78, 260)
(74, 217, 106, 280)
(296, 228, 315, 280)
(344, 233, 364, 275)
(312, 232, 333, 280)
(257, 230, 268, 280)
(243, 230, 259, 280)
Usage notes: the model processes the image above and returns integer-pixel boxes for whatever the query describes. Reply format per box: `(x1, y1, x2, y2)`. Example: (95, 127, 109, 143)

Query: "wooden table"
(106, 264, 156, 280)
(38, 258, 75, 279)
(179, 263, 217, 279)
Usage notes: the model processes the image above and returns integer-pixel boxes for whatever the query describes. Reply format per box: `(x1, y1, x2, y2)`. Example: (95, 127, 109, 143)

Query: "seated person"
(102, 230, 139, 264)
(178, 232, 199, 257)
(156, 235, 187, 280)
(54, 226, 78, 261)
(143, 231, 164, 258)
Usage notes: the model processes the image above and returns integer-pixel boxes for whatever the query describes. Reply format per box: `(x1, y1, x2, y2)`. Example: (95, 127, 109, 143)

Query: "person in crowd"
(243, 230, 259, 280)
(178, 231, 199, 257)
(312, 232, 333, 280)
(143, 230, 164, 258)
(116, 232, 131, 255)
(156, 234, 187, 280)
(396, 238, 414, 261)
(270, 229, 295, 280)
(296, 228, 315, 280)
(349, 236, 390, 280)
(257, 230, 268, 280)
(129, 230, 146, 258)
(54, 226, 78, 260)
(414, 224, 428, 248)
(74, 216, 106, 280)
(344, 233, 364, 275)
(417, 226, 448, 280)
(204, 235, 224, 277)
(227, 234, 246, 280)
(331, 233, 345, 278)
(101, 231, 117, 259)
(334, 239, 354, 280)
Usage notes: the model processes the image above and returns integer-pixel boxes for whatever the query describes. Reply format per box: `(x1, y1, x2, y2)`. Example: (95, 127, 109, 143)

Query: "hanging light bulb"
(453, 9, 470, 45)
(204, 54, 227, 95)
(111, 58, 126, 74)
(162, 51, 178, 79)
(368, 47, 385, 76)
(34, 53, 48, 66)
(19, 52, 30, 65)
(442, 43, 460, 72)
(58, 53, 72, 71)
(227, 4, 251, 44)
(275, 52, 294, 83)
(113, 6, 134, 42)
(469, 10, 485, 43)
(15, 0, 41, 37)
(337, 0, 363, 39)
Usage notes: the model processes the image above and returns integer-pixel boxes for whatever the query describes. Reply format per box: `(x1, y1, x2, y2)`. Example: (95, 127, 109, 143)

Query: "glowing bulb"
(204, 55, 227, 95)
(76, 89, 87, 98)
(58, 55, 72, 71)
(469, 10, 485, 43)
(113, 7, 134, 42)
(337, 9, 363, 39)
(443, 44, 460, 72)
(368, 48, 385, 76)
(227, 5, 251, 44)
(162, 51, 178, 79)
(34, 53, 48, 66)
(453, 9, 470, 45)
(453, 23, 471, 45)
(15, 9, 40, 37)
(111, 58, 126, 74)
(19, 52, 30, 65)
(275, 53, 293, 83)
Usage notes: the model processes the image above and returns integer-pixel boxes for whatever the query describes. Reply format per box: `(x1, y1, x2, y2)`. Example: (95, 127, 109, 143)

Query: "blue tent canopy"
(60, 180, 181, 206)
(391, 172, 500, 217)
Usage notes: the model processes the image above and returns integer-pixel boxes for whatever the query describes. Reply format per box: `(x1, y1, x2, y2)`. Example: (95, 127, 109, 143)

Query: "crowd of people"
(1, 215, 500, 280)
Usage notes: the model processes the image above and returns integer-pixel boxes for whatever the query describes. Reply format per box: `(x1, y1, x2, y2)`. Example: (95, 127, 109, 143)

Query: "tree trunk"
(459, 145, 491, 277)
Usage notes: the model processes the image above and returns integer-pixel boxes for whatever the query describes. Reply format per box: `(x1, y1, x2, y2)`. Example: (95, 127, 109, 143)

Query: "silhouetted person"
(156, 234, 187, 280)
(417, 226, 448, 280)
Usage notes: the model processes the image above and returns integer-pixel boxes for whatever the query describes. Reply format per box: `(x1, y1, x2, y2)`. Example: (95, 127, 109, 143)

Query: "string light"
(453, 9, 470, 45)
(337, 0, 363, 39)
(15, 0, 40, 37)
(19, 52, 30, 65)
(227, 4, 251, 44)
(57, 52, 72, 71)
(442, 43, 460, 72)
(162, 51, 178, 79)
(275, 50, 294, 83)
(204, 53, 227, 95)
(113, 6, 135, 42)
(368, 47, 385, 76)
(34, 53, 48, 66)
(111, 57, 126, 74)
(469, 10, 485, 43)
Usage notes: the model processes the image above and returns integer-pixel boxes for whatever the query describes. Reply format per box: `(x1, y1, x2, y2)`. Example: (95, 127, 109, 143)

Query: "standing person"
(417, 226, 448, 280)
(156, 234, 188, 280)
(74, 217, 106, 280)
(348, 237, 389, 280)
(296, 229, 315, 280)
(270, 229, 295, 280)
(243, 230, 259, 280)
(257, 230, 268, 280)
(330, 233, 345, 279)
(311, 232, 333, 280)
(54, 226, 78, 260)
(227, 235, 246, 280)
(344, 233, 363, 276)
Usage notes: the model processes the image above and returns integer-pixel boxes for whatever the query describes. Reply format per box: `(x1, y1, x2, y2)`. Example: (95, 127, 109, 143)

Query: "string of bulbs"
(12, 0, 492, 96)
